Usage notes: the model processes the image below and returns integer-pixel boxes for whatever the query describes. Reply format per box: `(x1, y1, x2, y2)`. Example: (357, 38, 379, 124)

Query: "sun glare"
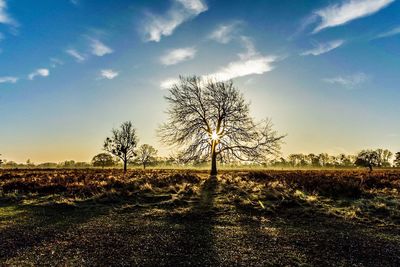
(211, 131, 219, 141)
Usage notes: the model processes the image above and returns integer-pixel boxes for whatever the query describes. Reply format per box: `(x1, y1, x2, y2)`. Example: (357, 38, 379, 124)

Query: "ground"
(0, 169, 399, 266)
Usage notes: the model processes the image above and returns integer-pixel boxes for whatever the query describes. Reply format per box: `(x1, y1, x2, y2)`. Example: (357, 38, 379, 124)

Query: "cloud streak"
(66, 49, 86, 62)
(142, 0, 207, 42)
(323, 72, 368, 88)
(99, 69, 119, 80)
(209, 21, 242, 44)
(0, 0, 17, 26)
(204, 37, 277, 81)
(301, 39, 345, 56)
(313, 0, 394, 33)
(28, 69, 50, 80)
(90, 39, 113, 56)
(0, 76, 18, 83)
(160, 47, 196, 65)
(375, 26, 400, 39)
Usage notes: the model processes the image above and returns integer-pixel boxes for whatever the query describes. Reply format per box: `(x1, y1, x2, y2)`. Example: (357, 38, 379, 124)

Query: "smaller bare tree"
(394, 152, 400, 168)
(137, 144, 158, 169)
(104, 121, 138, 173)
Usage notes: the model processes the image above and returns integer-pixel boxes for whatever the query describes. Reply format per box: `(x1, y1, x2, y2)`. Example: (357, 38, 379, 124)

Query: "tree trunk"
(123, 160, 127, 173)
(368, 163, 373, 172)
(143, 162, 146, 170)
(210, 141, 217, 176)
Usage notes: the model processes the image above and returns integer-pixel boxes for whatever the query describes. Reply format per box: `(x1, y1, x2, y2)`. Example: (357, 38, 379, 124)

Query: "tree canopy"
(92, 153, 115, 168)
(159, 76, 284, 175)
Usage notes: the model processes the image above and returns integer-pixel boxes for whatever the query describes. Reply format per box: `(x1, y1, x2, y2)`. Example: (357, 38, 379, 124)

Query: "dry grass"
(0, 169, 399, 266)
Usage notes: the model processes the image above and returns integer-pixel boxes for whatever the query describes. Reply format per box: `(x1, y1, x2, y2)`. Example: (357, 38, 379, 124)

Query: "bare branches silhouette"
(159, 76, 284, 175)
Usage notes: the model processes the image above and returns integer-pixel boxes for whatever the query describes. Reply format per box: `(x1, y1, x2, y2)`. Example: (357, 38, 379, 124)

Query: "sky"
(0, 0, 399, 163)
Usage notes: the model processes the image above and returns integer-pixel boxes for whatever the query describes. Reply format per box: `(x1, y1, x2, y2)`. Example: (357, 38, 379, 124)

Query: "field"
(1, 169, 400, 266)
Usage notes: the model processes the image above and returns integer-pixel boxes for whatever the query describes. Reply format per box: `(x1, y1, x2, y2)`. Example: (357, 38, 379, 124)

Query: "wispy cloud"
(160, 47, 196, 65)
(90, 39, 113, 57)
(323, 72, 368, 88)
(375, 26, 400, 39)
(28, 69, 50, 80)
(209, 21, 242, 44)
(203, 56, 276, 82)
(66, 49, 86, 62)
(301, 39, 345, 56)
(203, 37, 277, 81)
(99, 69, 119, 80)
(160, 78, 179, 90)
(161, 36, 278, 89)
(0, 76, 18, 83)
(312, 0, 394, 33)
(0, 0, 17, 26)
(50, 58, 64, 68)
(70, 0, 79, 6)
(142, 0, 208, 42)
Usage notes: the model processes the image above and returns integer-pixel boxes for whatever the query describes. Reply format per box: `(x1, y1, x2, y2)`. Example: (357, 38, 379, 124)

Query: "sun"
(211, 130, 219, 141)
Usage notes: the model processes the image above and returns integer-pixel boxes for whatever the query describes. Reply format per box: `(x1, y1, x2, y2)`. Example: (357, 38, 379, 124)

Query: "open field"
(1, 169, 400, 266)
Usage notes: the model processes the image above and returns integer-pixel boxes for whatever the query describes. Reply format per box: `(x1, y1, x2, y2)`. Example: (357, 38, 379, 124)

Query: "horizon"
(1, 0, 400, 163)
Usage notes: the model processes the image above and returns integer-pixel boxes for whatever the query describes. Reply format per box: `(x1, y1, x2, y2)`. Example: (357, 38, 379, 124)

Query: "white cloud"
(161, 37, 278, 89)
(203, 56, 276, 82)
(143, 0, 207, 42)
(160, 78, 180, 89)
(323, 72, 368, 88)
(90, 39, 113, 57)
(160, 47, 196, 65)
(313, 0, 394, 33)
(28, 69, 50, 80)
(0, 0, 17, 26)
(375, 26, 400, 39)
(70, 0, 79, 5)
(209, 22, 241, 44)
(99, 69, 119, 80)
(0, 76, 18, 83)
(204, 36, 277, 81)
(66, 49, 86, 62)
(301, 39, 345, 56)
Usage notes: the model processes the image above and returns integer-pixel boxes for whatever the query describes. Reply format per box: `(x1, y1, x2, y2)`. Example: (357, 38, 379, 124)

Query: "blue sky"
(0, 0, 399, 163)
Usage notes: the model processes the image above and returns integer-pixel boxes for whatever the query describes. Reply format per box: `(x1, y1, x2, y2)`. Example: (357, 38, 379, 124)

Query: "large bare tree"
(104, 121, 138, 173)
(159, 76, 285, 175)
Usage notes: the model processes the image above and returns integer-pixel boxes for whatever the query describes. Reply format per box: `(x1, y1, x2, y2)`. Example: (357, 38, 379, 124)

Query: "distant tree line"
(1, 149, 399, 171)
(270, 149, 400, 171)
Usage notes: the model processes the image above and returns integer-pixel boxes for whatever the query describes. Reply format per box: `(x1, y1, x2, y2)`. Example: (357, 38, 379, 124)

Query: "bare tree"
(159, 76, 284, 175)
(104, 121, 138, 173)
(394, 152, 400, 168)
(375, 148, 393, 167)
(0, 154, 3, 167)
(137, 144, 158, 169)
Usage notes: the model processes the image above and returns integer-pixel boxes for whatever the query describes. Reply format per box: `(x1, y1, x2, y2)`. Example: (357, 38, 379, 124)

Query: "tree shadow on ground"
(160, 175, 219, 266)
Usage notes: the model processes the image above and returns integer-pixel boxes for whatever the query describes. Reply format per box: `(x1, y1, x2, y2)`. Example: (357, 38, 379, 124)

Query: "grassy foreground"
(0, 169, 399, 266)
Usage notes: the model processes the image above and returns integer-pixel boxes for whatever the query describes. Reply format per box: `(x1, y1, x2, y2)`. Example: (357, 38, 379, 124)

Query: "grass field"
(1, 169, 399, 266)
